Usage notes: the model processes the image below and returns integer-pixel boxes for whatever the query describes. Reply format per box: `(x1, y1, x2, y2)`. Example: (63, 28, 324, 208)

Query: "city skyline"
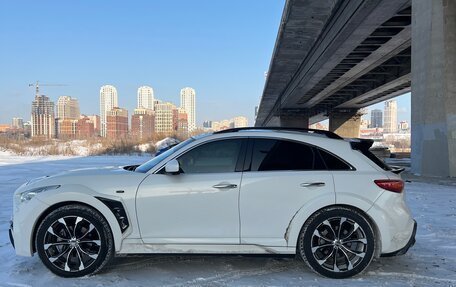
(0, 1, 412, 127)
(0, 1, 285, 125)
(5, 83, 412, 127)
(8, 83, 254, 128)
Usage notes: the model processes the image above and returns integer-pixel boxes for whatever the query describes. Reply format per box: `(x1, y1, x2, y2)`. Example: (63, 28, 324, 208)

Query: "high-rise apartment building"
(131, 108, 155, 140)
(360, 119, 370, 129)
(100, 85, 118, 137)
(384, 100, 398, 133)
(399, 120, 409, 131)
(137, 86, 154, 110)
(203, 121, 212, 129)
(57, 96, 80, 120)
(232, 116, 248, 128)
(12, 117, 24, 129)
(58, 119, 78, 138)
(56, 96, 80, 138)
(153, 99, 162, 110)
(31, 95, 55, 138)
(205, 116, 248, 131)
(173, 108, 188, 138)
(106, 107, 128, 139)
(370, 109, 383, 128)
(180, 87, 196, 132)
(86, 115, 101, 136)
(155, 102, 176, 134)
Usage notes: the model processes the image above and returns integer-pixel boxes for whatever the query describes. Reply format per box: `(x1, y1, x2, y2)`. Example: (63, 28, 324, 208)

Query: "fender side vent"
(95, 197, 130, 233)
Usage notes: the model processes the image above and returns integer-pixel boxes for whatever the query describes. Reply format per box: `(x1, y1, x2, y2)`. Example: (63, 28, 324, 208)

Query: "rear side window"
(316, 148, 352, 170)
(250, 139, 325, 171)
(349, 140, 391, 171)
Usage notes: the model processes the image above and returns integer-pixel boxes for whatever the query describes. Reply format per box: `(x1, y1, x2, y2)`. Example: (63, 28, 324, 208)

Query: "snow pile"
(0, 149, 71, 166)
(135, 142, 155, 154)
(1, 139, 158, 157)
(155, 137, 180, 151)
(0, 139, 105, 156)
(58, 140, 105, 156)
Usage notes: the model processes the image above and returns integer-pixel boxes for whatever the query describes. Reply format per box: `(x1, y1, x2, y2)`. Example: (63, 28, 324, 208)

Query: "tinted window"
(177, 139, 243, 174)
(317, 148, 352, 170)
(251, 139, 323, 171)
(135, 137, 195, 173)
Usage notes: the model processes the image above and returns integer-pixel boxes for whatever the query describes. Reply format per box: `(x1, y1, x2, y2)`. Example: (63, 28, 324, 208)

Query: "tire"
(298, 206, 375, 279)
(35, 204, 114, 277)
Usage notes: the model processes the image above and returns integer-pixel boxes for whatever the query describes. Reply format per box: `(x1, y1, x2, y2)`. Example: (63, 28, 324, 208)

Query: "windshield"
(135, 137, 195, 173)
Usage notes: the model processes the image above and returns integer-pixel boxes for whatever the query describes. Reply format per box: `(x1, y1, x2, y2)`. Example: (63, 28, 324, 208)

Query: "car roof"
(213, 127, 343, 140)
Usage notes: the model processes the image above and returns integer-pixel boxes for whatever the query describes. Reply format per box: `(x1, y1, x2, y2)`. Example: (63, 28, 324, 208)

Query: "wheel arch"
(290, 204, 382, 257)
(31, 200, 123, 254)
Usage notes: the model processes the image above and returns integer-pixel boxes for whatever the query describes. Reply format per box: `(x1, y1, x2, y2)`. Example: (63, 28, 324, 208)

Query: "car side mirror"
(164, 159, 180, 174)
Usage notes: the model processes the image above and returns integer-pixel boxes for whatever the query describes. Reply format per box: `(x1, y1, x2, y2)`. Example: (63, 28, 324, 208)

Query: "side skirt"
(118, 240, 296, 255)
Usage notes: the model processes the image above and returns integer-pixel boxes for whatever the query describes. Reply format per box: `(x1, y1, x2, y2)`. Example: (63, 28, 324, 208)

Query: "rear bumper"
(381, 220, 417, 257)
(9, 220, 15, 249)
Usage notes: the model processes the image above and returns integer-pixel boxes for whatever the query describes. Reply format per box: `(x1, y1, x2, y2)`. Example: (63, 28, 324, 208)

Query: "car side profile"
(9, 128, 416, 278)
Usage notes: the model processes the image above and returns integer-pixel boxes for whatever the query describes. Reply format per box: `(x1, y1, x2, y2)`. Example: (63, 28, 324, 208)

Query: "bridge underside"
(256, 0, 411, 127)
(256, 0, 456, 177)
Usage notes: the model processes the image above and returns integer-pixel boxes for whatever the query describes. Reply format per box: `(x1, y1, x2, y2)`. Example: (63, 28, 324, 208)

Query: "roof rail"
(214, 127, 343, 139)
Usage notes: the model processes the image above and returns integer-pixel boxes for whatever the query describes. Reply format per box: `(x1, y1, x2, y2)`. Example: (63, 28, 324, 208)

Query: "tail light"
(374, 179, 404, 193)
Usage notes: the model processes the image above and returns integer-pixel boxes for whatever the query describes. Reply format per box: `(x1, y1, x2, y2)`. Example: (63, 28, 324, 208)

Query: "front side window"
(250, 139, 324, 171)
(177, 139, 243, 174)
(135, 137, 195, 173)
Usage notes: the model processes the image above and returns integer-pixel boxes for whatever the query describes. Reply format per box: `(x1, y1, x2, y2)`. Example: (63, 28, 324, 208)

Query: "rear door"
(239, 138, 335, 247)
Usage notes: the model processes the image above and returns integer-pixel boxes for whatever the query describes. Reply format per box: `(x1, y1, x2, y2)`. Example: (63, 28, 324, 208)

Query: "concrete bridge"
(255, 0, 456, 177)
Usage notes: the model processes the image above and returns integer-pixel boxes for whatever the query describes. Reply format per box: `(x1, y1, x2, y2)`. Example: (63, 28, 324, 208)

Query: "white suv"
(9, 128, 416, 278)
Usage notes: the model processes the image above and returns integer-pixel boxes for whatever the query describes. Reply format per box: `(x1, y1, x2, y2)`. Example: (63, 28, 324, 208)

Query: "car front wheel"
(35, 204, 114, 277)
(298, 206, 376, 278)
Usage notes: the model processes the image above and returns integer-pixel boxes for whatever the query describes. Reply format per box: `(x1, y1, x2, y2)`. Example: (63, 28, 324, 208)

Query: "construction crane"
(29, 81, 68, 96)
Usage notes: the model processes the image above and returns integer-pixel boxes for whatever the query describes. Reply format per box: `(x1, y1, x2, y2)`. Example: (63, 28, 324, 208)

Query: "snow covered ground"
(0, 155, 455, 286)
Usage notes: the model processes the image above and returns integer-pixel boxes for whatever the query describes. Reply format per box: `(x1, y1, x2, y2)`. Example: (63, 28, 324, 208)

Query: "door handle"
(300, 182, 325, 187)
(213, 183, 238, 189)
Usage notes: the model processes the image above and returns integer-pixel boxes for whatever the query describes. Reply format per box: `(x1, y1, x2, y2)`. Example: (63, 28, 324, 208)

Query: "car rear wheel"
(35, 204, 114, 277)
(298, 206, 375, 278)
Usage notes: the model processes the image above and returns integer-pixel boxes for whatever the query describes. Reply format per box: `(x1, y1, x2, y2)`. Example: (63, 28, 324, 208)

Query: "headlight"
(19, 185, 61, 202)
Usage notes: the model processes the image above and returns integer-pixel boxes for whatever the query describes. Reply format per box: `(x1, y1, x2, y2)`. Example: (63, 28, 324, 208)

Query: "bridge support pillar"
(411, 0, 456, 177)
(329, 109, 361, 138)
(277, 114, 309, 128)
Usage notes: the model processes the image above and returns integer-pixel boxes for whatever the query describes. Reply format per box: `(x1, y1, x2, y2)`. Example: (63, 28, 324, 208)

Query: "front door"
(136, 138, 246, 244)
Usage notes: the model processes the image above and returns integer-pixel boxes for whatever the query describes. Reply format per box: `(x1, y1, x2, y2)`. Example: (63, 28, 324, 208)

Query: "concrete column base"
(411, 0, 456, 177)
(329, 109, 361, 138)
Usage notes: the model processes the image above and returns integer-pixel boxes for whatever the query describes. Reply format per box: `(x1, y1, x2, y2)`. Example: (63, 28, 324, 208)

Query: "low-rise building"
(78, 116, 96, 138)
(131, 108, 155, 140)
(106, 107, 128, 139)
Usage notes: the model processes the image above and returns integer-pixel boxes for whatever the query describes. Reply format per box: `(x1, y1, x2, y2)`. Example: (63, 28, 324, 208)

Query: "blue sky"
(0, 0, 410, 125)
(365, 92, 411, 123)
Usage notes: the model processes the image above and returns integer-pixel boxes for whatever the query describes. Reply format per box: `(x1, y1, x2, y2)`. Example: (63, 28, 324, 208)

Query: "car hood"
(24, 166, 133, 187)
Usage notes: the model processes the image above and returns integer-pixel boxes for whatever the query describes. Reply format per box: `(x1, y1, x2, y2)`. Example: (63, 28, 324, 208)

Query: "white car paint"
(239, 170, 334, 247)
(11, 130, 415, 261)
(136, 172, 241, 244)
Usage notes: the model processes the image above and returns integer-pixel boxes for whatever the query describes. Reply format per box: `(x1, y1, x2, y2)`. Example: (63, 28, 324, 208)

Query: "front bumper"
(381, 220, 417, 257)
(9, 220, 15, 249)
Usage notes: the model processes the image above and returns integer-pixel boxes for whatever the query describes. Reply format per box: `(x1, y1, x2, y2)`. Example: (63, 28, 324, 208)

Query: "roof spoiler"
(390, 166, 405, 174)
(346, 138, 374, 151)
(346, 138, 404, 173)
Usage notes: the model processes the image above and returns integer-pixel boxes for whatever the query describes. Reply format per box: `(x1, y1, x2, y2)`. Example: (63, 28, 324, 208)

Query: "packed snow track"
(0, 155, 455, 286)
